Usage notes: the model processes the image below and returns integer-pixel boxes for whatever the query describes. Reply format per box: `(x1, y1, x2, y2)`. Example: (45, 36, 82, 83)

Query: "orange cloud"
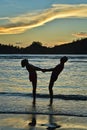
(0, 4, 87, 34)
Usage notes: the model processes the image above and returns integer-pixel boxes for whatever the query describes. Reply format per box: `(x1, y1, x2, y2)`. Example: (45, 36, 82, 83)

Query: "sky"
(0, 0, 87, 47)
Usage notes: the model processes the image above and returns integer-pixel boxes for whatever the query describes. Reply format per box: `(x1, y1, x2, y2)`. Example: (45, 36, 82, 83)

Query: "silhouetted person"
(44, 56, 68, 106)
(21, 59, 43, 105)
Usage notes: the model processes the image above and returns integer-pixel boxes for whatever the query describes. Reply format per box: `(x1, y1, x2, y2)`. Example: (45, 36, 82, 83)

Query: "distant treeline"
(0, 38, 87, 54)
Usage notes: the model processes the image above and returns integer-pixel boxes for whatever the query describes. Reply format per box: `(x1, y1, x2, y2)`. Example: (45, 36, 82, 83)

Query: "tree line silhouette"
(0, 38, 87, 54)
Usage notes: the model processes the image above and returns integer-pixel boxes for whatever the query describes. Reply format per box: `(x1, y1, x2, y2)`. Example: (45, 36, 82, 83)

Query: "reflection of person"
(44, 56, 68, 106)
(41, 106, 61, 129)
(29, 105, 36, 127)
(47, 106, 61, 129)
(21, 59, 43, 105)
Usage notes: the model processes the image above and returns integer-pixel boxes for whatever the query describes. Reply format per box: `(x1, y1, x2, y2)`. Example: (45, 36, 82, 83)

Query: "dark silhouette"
(43, 56, 68, 106)
(0, 38, 87, 54)
(21, 59, 43, 105)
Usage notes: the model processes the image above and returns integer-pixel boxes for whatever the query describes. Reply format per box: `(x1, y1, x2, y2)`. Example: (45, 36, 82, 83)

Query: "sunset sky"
(0, 0, 87, 47)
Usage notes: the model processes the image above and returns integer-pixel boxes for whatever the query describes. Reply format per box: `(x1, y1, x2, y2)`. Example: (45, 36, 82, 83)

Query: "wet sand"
(0, 114, 87, 130)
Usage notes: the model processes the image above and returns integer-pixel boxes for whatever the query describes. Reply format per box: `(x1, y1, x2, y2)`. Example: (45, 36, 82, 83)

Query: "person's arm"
(31, 64, 54, 72)
(30, 64, 43, 71)
(33, 66, 54, 72)
(34, 66, 43, 71)
(42, 68, 54, 72)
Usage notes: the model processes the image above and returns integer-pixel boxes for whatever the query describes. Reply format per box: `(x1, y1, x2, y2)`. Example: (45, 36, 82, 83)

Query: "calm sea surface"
(0, 54, 87, 116)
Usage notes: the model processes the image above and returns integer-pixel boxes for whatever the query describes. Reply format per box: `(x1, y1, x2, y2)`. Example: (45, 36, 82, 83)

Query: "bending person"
(44, 56, 68, 106)
(21, 59, 43, 105)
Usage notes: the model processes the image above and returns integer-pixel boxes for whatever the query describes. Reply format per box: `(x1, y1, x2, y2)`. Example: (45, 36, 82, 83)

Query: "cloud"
(73, 32, 87, 37)
(0, 4, 87, 34)
(0, 17, 9, 20)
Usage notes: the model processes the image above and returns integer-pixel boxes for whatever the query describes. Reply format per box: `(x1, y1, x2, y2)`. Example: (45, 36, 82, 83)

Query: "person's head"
(60, 56, 68, 63)
(21, 59, 28, 67)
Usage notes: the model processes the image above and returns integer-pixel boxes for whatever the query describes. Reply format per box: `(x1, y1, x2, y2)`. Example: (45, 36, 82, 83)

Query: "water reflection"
(47, 106, 61, 130)
(40, 106, 61, 130)
(28, 105, 61, 130)
(28, 105, 36, 130)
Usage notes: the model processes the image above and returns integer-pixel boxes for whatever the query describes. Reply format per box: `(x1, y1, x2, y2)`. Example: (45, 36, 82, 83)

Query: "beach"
(0, 113, 87, 130)
(0, 99, 87, 130)
(0, 54, 87, 130)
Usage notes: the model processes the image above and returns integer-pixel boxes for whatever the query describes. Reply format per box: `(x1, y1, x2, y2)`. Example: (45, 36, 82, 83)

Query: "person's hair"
(21, 59, 28, 67)
(60, 56, 68, 63)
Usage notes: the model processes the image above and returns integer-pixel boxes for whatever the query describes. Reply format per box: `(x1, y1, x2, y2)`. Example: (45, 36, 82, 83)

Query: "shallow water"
(0, 54, 87, 116)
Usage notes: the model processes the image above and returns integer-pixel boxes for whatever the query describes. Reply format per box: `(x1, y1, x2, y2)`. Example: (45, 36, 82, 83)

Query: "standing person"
(21, 59, 43, 105)
(44, 56, 68, 106)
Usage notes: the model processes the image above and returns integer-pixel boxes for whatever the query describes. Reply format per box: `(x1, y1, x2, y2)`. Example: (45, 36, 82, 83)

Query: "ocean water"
(0, 54, 87, 117)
